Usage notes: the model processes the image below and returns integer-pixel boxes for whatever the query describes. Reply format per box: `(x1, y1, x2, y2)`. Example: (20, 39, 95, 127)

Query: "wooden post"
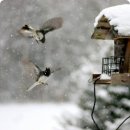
(124, 39, 130, 72)
(114, 39, 127, 57)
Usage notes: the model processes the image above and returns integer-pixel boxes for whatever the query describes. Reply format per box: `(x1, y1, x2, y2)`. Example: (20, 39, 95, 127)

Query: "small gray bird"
(21, 59, 61, 91)
(27, 66, 51, 91)
(19, 17, 63, 44)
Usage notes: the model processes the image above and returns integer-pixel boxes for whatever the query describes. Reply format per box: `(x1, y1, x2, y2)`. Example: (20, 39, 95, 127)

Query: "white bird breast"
(38, 75, 49, 84)
(19, 29, 34, 37)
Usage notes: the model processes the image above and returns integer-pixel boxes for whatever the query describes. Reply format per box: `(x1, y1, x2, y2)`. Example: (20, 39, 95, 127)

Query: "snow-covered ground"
(0, 103, 81, 130)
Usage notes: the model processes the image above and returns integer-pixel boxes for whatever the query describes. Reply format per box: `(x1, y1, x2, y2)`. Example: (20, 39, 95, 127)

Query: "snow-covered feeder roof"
(91, 4, 130, 40)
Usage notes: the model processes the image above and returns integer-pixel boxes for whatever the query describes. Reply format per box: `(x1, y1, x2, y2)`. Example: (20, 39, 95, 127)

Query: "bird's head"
(21, 24, 34, 31)
(44, 68, 51, 76)
(21, 25, 30, 30)
(19, 24, 35, 38)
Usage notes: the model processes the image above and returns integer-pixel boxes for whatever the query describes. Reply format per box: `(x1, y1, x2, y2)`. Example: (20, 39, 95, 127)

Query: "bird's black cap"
(43, 68, 51, 76)
(22, 25, 30, 30)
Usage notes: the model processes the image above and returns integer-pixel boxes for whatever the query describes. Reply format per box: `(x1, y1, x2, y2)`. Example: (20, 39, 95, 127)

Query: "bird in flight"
(19, 17, 63, 44)
(27, 66, 51, 91)
(22, 59, 61, 91)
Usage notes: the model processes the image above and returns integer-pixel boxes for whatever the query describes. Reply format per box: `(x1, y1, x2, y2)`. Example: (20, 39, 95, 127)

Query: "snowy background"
(0, 0, 130, 130)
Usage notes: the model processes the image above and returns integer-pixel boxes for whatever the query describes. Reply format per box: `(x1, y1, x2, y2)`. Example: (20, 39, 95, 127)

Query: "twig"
(115, 115, 130, 130)
(88, 76, 100, 83)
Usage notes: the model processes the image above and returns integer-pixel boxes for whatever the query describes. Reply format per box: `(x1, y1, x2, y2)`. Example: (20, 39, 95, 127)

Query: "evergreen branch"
(115, 115, 130, 130)
(90, 75, 130, 130)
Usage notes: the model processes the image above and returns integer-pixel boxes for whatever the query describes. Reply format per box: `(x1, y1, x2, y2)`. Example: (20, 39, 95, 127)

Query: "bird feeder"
(91, 4, 130, 85)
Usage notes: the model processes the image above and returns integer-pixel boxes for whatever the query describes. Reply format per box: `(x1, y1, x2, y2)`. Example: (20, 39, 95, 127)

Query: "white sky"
(94, 4, 130, 36)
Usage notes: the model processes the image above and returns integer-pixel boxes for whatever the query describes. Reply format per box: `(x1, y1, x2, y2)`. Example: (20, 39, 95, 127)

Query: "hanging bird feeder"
(91, 5, 130, 85)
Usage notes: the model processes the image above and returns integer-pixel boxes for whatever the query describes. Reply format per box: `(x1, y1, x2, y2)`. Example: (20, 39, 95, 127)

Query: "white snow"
(121, 98, 130, 107)
(127, 0, 130, 3)
(0, 0, 4, 3)
(100, 73, 111, 79)
(94, 4, 130, 36)
(97, 89, 108, 98)
(108, 86, 129, 94)
(0, 103, 81, 130)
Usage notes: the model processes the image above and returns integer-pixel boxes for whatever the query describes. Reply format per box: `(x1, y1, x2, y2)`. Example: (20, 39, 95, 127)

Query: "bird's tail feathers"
(26, 82, 41, 92)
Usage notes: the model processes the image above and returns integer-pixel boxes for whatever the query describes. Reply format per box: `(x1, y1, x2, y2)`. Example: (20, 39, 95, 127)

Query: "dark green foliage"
(78, 85, 130, 130)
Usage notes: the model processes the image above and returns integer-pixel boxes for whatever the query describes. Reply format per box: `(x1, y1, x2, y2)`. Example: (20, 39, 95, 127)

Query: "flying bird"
(19, 17, 63, 44)
(21, 59, 61, 91)
(27, 66, 51, 91)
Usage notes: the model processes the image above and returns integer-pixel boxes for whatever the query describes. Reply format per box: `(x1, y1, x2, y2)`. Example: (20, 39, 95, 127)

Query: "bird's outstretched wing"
(26, 82, 41, 92)
(33, 64, 42, 81)
(21, 58, 41, 81)
(40, 17, 63, 34)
